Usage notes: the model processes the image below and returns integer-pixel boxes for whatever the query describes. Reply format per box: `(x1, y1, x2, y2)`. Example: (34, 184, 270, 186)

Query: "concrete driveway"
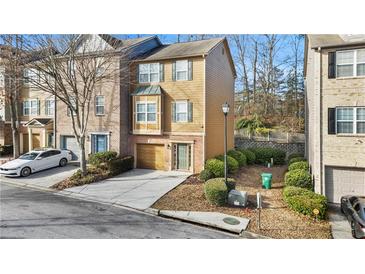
(328, 204, 353, 239)
(0, 164, 78, 189)
(61, 169, 190, 210)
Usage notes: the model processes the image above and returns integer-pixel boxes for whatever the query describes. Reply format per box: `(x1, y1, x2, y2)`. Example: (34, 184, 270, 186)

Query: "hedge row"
(283, 186, 327, 220)
(249, 147, 286, 165)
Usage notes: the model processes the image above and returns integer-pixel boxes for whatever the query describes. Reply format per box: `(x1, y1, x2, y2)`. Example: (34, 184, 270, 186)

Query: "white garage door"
(325, 166, 365, 203)
(61, 136, 80, 160)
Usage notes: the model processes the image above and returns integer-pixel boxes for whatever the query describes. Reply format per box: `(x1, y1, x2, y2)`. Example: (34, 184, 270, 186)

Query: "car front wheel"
(20, 167, 31, 177)
(59, 158, 68, 167)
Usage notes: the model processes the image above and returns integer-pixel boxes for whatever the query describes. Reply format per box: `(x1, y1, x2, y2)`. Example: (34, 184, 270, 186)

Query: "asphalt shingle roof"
(138, 38, 224, 61)
(309, 34, 365, 49)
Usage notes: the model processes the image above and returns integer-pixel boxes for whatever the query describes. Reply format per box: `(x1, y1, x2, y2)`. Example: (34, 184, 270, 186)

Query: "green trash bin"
(261, 173, 273, 189)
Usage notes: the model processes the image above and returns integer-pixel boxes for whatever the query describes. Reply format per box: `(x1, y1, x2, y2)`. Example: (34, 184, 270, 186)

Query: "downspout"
(318, 47, 324, 195)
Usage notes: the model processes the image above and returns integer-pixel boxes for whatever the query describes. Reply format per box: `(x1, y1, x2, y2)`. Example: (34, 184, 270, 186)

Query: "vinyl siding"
(204, 42, 235, 159)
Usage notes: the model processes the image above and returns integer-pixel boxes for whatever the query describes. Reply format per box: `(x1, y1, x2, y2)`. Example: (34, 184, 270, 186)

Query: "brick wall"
(235, 137, 305, 158)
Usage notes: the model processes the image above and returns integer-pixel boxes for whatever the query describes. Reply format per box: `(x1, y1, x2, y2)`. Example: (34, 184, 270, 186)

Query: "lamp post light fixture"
(222, 102, 230, 184)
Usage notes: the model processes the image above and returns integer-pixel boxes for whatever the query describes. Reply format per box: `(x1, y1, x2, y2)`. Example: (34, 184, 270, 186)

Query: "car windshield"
(19, 152, 40, 160)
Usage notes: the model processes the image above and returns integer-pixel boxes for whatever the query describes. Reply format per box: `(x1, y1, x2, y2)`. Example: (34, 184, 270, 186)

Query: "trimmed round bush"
(283, 186, 314, 199)
(205, 159, 224, 178)
(283, 186, 327, 220)
(199, 169, 213, 182)
(288, 161, 309, 171)
(227, 149, 247, 167)
(250, 147, 286, 165)
(288, 153, 304, 161)
(238, 149, 256, 165)
(289, 157, 306, 165)
(215, 155, 239, 174)
(88, 151, 118, 166)
(204, 178, 228, 206)
(284, 169, 312, 189)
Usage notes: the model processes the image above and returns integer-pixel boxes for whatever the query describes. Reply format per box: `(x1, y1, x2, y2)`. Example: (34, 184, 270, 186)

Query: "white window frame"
(135, 101, 157, 124)
(23, 99, 38, 116)
(90, 132, 110, 154)
(336, 107, 365, 134)
(336, 49, 365, 78)
(138, 63, 160, 83)
(45, 98, 55, 116)
(175, 100, 188, 123)
(23, 68, 39, 85)
(0, 67, 4, 87)
(95, 95, 105, 116)
(175, 60, 188, 81)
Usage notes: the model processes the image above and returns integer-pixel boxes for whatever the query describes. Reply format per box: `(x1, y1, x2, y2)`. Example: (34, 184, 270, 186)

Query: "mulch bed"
(152, 164, 332, 239)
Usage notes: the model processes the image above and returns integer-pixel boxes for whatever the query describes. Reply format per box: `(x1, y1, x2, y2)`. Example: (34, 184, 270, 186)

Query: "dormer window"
(336, 49, 365, 77)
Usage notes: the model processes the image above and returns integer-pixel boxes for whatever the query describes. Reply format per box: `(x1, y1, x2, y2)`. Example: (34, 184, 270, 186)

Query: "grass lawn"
(153, 164, 332, 239)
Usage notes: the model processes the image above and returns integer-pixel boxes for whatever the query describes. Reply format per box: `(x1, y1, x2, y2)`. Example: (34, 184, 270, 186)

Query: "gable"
(76, 34, 114, 53)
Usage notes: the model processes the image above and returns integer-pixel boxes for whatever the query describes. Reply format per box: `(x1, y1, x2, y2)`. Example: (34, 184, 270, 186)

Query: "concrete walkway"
(60, 169, 190, 210)
(328, 204, 353, 239)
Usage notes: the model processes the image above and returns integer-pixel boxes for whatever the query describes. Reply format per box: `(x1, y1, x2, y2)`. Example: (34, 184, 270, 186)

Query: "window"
(175, 101, 188, 122)
(336, 107, 365, 134)
(175, 60, 188, 81)
(23, 99, 38, 116)
(138, 63, 159, 83)
(0, 67, 4, 87)
(45, 98, 55, 116)
(95, 95, 105, 115)
(136, 101, 157, 123)
(23, 68, 39, 84)
(91, 134, 108, 153)
(336, 49, 365, 77)
(67, 97, 77, 116)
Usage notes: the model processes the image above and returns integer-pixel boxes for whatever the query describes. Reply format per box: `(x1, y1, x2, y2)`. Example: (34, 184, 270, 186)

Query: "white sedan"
(0, 149, 73, 177)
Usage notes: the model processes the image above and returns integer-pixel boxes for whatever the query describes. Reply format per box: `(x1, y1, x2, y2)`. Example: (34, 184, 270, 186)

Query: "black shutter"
(172, 62, 176, 81)
(328, 108, 336, 134)
(188, 60, 193, 80)
(172, 102, 176, 122)
(188, 102, 193, 122)
(159, 63, 164, 82)
(328, 52, 336, 79)
(136, 64, 140, 83)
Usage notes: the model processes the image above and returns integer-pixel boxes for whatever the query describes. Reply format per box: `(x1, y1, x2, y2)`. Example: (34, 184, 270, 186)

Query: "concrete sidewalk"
(60, 169, 190, 210)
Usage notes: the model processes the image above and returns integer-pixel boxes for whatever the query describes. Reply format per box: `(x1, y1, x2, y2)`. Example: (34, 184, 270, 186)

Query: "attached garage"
(325, 166, 365, 203)
(61, 136, 80, 160)
(136, 144, 165, 170)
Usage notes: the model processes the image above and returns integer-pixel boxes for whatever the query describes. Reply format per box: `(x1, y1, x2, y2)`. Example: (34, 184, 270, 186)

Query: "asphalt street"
(0, 182, 235, 239)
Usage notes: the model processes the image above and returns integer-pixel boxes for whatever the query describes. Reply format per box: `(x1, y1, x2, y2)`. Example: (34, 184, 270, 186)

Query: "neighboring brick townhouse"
(305, 34, 365, 203)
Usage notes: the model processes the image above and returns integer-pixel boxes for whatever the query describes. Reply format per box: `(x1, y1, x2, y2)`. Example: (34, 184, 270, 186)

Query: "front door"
(175, 143, 190, 171)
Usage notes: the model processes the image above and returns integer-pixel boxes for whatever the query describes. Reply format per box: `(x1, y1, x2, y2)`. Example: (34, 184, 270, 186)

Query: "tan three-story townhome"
(305, 34, 365, 203)
(129, 38, 236, 173)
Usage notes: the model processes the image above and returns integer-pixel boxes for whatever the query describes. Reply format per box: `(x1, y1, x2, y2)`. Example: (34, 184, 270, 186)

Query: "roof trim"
(24, 118, 53, 127)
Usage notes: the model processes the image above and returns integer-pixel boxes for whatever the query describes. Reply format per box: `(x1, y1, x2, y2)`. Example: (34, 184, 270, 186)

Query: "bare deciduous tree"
(0, 35, 27, 158)
(25, 34, 127, 175)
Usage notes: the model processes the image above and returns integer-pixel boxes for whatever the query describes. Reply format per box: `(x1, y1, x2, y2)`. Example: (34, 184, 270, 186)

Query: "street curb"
(239, 230, 271, 239)
(0, 178, 57, 193)
(144, 208, 160, 215)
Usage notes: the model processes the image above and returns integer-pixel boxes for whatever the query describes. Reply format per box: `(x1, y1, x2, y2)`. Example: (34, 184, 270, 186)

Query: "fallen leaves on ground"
(153, 165, 332, 239)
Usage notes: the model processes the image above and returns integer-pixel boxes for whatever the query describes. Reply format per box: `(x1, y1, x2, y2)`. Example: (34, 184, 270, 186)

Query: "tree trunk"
(10, 102, 20, 158)
(11, 128, 19, 158)
(78, 136, 87, 176)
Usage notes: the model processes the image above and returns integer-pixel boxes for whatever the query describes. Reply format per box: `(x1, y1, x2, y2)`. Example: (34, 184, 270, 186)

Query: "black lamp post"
(222, 102, 230, 184)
